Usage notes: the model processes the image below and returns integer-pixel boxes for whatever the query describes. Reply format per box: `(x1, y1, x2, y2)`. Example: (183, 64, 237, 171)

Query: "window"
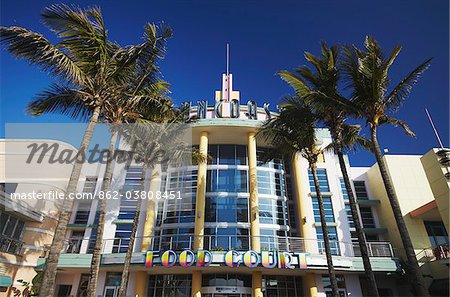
(322, 275, 347, 297)
(359, 207, 376, 228)
(353, 181, 368, 200)
(308, 169, 330, 192)
(117, 166, 143, 220)
(203, 274, 251, 287)
(257, 170, 286, 196)
(208, 144, 247, 165)
(345, 204, 355, 228)
(204, 227, 249, 251)
(339, 178, 348, 200)
(105, 272, 122, 286)
(147, 275, 191, 297)
(74, 200, 92, 224)
(312, 197, 335, 223)
(0, 183, 18, 194)
(76, 274, 89, 297)
(83, 177, 97, 193)
(262, 275, 303, 297)
(256, 148, 284, 170)
(205, 197, 248, 223)
(0, 211, 25, 255)
(56, 285, 72, 297)
(160, 228, 194, 251)
(0, 211, 25, 240)
(207, 169, 248, 192)
(316, 227, 339, 255)
(259, 198, 287, 225)
(424, 221, 448, 248)
(113, 224, 133, 253)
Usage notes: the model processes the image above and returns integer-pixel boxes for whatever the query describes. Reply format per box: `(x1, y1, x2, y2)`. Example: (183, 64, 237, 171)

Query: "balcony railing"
(416, 244, 450, 262)
(61, 235, 395, 258)
(0, 235, 24, 256)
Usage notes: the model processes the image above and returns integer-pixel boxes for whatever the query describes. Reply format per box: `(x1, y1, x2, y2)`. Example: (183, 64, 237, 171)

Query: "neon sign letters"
(145, 249, 308, 269)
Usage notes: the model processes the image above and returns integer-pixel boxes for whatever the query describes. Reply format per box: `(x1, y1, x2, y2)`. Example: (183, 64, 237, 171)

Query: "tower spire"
(226, 43, 230, 76)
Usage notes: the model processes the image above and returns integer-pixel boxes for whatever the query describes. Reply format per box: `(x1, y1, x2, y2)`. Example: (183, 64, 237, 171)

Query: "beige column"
(248, 131, 263, 297)
(248, 131, 261, 251)
(141, 164, 161, 252)
(134, 271, 148, 297)
(292, 153, 314, 247)
(193, 131, 208, 250)
(252, 271, 263, 297)
(293, 153, 318, 297)
(305, 273, 318, 297)
(191, 131, 208, 297)
(191, 270, 202, 297)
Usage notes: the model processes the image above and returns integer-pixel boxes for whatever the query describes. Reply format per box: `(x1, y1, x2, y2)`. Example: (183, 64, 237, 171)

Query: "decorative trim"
(24, 227, 54, 236)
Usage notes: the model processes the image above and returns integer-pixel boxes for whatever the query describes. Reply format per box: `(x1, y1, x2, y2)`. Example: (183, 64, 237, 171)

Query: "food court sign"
(145, 250, 308, 269)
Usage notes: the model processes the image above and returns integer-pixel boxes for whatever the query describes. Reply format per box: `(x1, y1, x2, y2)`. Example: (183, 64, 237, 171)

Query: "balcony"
(417, 244, 450, 263)
(60, 235, 395, 258)
(0, 235, 24, 256)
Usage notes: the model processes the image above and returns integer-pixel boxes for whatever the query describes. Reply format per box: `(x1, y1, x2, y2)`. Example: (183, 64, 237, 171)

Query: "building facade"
(2, 73, 447, 296)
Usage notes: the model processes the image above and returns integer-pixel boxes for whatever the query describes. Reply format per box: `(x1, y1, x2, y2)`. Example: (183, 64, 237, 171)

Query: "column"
(134, 271, 148, 297)
(293, 153, 318, 297)
(141, 164, 161, 252)
(305, 273, 318, 297)
(191, 131, 208, 297)
(248, 131, 261, 251)
(248, 131, 263, 297)
(191, 270, 202, 297)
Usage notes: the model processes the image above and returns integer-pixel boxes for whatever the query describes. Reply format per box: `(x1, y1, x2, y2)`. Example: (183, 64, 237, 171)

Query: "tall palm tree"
(341, 36, 432, 297)
(86, 22, 173, 297)
(0, 5, 165, 296)
(278, 43, 379, 297)
(258, 98, 340, 297)
(116, 120, 194, 297)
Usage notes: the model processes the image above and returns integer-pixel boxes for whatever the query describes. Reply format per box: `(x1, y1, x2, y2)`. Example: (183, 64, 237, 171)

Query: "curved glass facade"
(153, 144, 296, 252)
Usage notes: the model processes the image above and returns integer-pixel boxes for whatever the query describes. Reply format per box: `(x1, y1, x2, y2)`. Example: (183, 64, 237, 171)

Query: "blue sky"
(1, 0, 448, 166)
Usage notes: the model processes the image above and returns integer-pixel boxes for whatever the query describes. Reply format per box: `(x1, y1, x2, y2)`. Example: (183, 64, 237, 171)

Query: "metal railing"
(61, 235, 394, 258)
(416, 244, 449, 262)
(0, 235, 24, 256)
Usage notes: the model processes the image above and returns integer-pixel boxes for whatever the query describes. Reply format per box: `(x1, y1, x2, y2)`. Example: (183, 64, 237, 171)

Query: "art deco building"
(1, 71, 447, 297)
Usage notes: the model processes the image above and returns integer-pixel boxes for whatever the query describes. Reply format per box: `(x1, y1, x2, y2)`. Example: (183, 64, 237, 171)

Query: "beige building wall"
(366, 155, 435, 259)
(420, 149, 450, 233)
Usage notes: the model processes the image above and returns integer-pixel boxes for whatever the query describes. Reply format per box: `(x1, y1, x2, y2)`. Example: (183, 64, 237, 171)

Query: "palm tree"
(0, 5, 165, 296)
(115, 120, 195, 297)
(341, 36, 432, 297)
(258, 98, 340, 297)
(278, 43, 379, 297)
(86, 22, 173, 297)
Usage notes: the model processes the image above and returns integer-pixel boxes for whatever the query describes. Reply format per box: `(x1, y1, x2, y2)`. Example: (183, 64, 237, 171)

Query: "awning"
(0, 275, 12, 287)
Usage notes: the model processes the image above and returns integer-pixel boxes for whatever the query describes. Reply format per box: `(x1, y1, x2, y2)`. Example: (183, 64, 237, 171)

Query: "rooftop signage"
(182, 100, 275, 122)
(145, 249, 308, 269)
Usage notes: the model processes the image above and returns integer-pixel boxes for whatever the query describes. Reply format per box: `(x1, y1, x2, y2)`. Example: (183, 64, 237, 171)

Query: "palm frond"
(384, 58, 432, 111)
(27, 84, 92, 120)
(277, 70, 312, 97)
(378, 115, 415, 137)
(0, 26, 89, 86)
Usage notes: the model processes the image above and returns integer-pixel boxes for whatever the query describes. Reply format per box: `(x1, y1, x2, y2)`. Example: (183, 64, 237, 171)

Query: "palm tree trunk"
(87, 128, 119, 297)
(310, 163, 339, 297)
(370, 125, 429, 297)
(39, 105, 101, 297)
(117, 162, 147, 297)
(336, 148, 379, 297)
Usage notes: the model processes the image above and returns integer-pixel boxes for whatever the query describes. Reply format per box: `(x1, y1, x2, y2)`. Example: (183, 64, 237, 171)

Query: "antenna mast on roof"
(425, 108, 444, 149)
(226, 43, 230, 76)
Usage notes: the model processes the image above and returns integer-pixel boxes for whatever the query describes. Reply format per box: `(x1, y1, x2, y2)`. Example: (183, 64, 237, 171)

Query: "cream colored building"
(356, 150, 449, 296)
